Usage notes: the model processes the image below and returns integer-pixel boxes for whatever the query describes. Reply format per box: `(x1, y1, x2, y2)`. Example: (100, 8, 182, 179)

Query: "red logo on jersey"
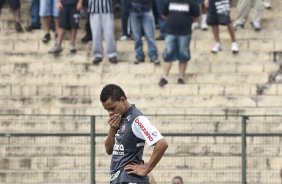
(135, 118, 153, 141)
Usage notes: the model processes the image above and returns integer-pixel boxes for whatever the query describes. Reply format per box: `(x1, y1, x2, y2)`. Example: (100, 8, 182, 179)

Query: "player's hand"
(108, 114, 121, 129)
(124, 163, 147, 177)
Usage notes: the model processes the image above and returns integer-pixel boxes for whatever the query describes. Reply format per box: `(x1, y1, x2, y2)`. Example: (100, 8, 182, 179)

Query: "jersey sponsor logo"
(169, 3, 190, 12)
(134, 118, 153, 141)
(113, 143, 125, 156)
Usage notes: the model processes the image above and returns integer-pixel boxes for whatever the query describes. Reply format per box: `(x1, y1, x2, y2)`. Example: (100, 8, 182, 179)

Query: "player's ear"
(120, 96, 126, 102)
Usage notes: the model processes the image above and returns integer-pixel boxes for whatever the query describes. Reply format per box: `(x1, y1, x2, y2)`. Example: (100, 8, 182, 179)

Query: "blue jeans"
(154, 0, 166, 37)
(163, 34, 191, 62)
(30, 0, 40, 28)
(130, 11, 158, 61)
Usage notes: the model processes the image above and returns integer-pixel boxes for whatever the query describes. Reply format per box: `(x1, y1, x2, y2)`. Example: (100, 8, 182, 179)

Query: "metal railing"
(0, 114, 281, 184)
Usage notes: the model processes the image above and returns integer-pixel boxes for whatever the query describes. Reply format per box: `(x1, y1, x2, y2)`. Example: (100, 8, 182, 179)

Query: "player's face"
(102, 97, 126, 117)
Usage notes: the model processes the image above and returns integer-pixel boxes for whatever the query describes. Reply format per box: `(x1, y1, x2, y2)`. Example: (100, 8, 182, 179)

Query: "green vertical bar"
(91, 116, 96, 184)
(241, 116, 248, 184)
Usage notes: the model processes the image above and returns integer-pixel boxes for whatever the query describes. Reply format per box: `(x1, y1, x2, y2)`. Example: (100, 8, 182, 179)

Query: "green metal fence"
(0, 115, 281, 184)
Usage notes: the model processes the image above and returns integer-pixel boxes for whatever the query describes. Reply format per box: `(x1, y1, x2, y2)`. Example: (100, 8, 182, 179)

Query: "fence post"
(91, 116, 96, 184)
(241, 116, 248, 184)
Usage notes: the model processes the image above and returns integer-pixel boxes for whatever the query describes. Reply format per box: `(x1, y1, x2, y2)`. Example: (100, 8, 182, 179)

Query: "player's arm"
(104, 114, 121, 155)
(124, 116, 168, 176)
(143, 138, 168, 174)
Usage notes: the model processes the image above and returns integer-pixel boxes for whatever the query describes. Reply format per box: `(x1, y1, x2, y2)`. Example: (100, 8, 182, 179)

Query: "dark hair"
(100, 84, 127, 102)
(172, 176, 183, 184)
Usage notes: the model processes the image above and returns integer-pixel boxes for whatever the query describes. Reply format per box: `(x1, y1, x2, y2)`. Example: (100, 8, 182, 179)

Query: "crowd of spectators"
(0, 0, 272, 86)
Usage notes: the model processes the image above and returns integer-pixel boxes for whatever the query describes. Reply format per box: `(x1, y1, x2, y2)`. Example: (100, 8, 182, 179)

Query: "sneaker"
(251, 20, 261, 31)
(42, 33, 51, 43)
(156, 35, 165, 41)
(15, 22, 23, 33)
(109, 56, 118, 64)
(69, 42, 77, 53)
(119, 35, 129, 41)
(233, 23, 244, 30)
(81, 34, 92, 43)
(211, 43, 222, 54)
(201, 22, 208, 30)
(150, 59, 160, 65)
(92, 57, 103, 65)
(231, 42, 239, 54)
(159, 78, 168, 87)
(134, 59, 145, 65)
(177, 78, 185, 84)
(263, 2, 271, 9)
(192, 22, 200, 30)
(48, 43, 62, 54)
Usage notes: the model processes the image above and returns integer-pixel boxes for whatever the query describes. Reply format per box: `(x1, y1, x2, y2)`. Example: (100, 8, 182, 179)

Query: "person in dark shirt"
(159, 0, 200, 86)
(100, 84, 168, 184)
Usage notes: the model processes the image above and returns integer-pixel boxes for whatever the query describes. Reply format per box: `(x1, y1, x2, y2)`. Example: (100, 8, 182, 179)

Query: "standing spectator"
(204, 0, 239, 54)
(26, 0, 41, 32)
(99, 84, 168, 184)
(233, 0, 264, 31)
(0, 0, 23, 32)
(172, 176, 184, 184)
(130, 0, 160, 64)
(154, 0, 166, 40)
(159, 0, 200, 87)
(81, 0, 92, 43)
(48, 0, 83, 54)
(88, 0, 118, 64)
(119, 0, 131, 41)
(40, 0, 59, 43)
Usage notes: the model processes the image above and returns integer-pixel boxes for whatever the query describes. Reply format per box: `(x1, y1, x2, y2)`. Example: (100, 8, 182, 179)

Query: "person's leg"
(103, 13, 117, 61)
(159, 34, 177, 86)
(130, 12, 145, 63)
(177, 35, 191, 82)
(120, 0, 131, 39)
(52, 0, 59, 35)
(234, 0, 252, 26)
(9, 0, 23, 32)
(142, 11, 159, 64)
(154, 0, 166, 39)
(90, 14, 104, 62)
(212, 25, 220, 43)
(40, 0, 52, 42)
(30, 0, 40, 28)
(227, 24, 236, 42)
(251, 0, 264, 29)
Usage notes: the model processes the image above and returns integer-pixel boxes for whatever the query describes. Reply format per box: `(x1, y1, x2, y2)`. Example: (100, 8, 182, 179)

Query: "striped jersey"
(88, 0, 113, 13)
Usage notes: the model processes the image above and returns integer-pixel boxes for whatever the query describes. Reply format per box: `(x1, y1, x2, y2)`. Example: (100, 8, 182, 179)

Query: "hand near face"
(108, 114, 121, 129)
(124, 163, 147, 177)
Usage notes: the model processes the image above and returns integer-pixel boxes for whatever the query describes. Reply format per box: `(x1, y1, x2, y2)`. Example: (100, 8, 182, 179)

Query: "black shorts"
(0, 0, 20, 10)
(58, 5, 79, 29)
(207, 0, 231, 26)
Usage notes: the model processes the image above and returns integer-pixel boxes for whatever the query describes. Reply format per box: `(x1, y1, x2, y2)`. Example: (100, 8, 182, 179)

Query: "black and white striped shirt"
(88, 0, 113, 13)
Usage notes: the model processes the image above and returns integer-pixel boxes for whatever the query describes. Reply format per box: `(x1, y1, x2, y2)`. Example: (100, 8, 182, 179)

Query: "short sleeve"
(131, 116, 164, 147)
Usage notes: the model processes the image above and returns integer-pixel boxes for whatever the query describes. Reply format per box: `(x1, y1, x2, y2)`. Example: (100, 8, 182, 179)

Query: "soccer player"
(100, 84, 168, 184)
